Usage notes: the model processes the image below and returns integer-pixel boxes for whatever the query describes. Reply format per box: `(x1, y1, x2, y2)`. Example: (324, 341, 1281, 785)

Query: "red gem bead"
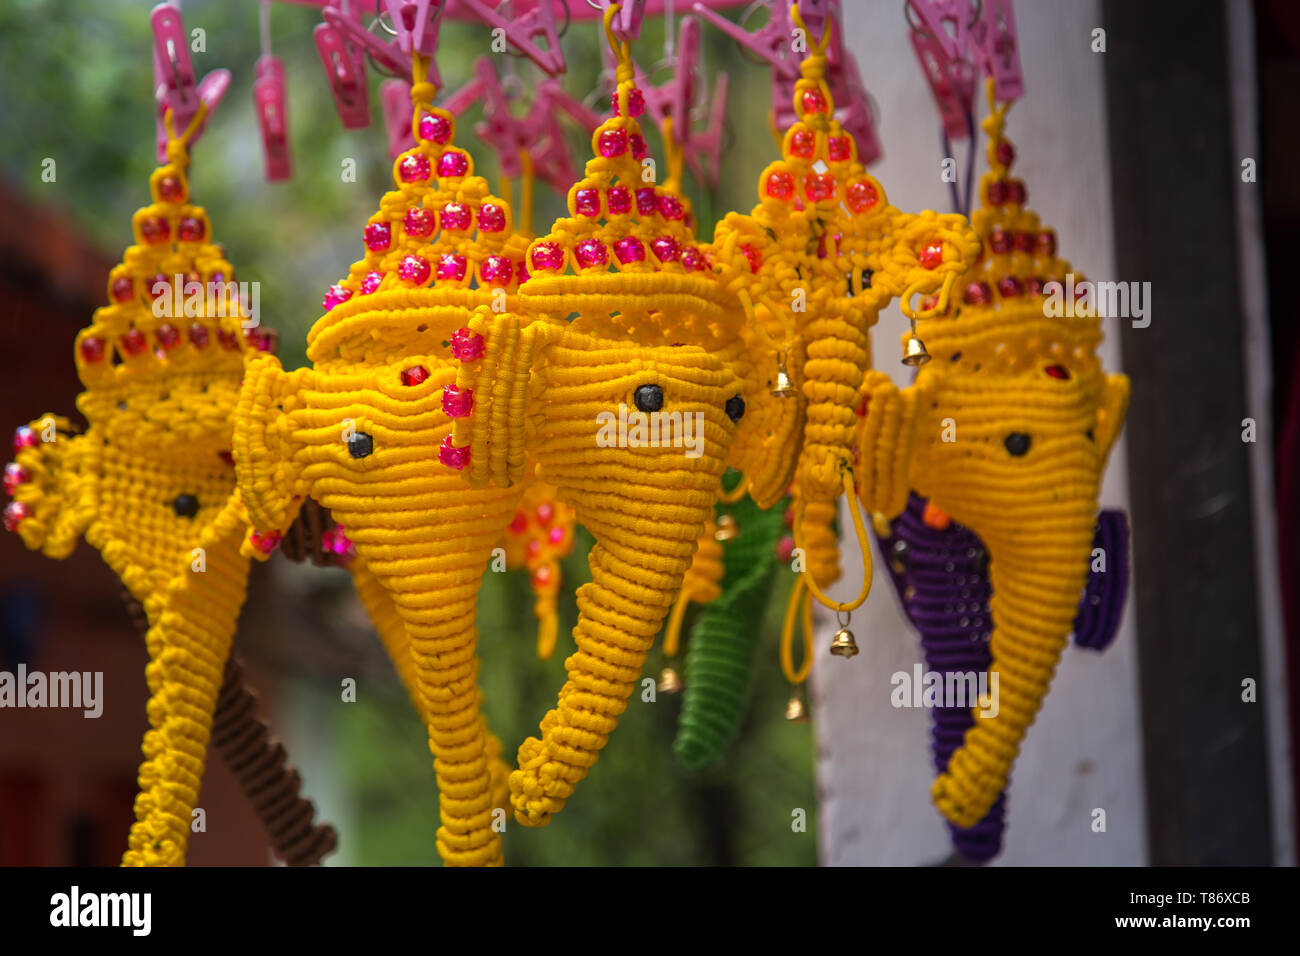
(997, 276, 1025, 298)
(789, 129, 816, 158)
(766, 171, 795, 199)
(401, 365, 429, 387)
(804, 173, 836, 202)
(439, 435, 470, 470)
(158, 175, 184, 202)
(776, 535, 794, 563)
(480, 255, 514, 285)
(120, 329, 148, 356)
(1025, 276, 1046, 296)
(995, 141, 1016, 168)
(156, 323, 180, 351)
(508, 511, 528, 534)
(399, 255, 431, 285)
(4, 463, 29, 495)
(517, 260, 529, 284)
(450, 327, 485, 361)
(989, 226, 1012, 254)
(1013, 231, 1034, 253)
(147, 274, 170, 301)
(440, 202, 471, 231)
(140, 217, 169, 243)
(403, 206, 435, 238)
(178, 217, 205, 241)
(963, 281, 993, 305)
(4, 501, 29, 532)
(800, 87, 829, 115)
(360, 271, 384, 295)
(536, 502, 555, 525)
(250, 529, 282, 554)
(110, 276, 135, 303)
(575, 239, 608, 269)
(846, 180, 879, 213)
(636, 187, 658, 215)
(324, 284, 352, 310)
(436, 150, 469, 178)
(740, 244, 762, 273)
(531, 564, 553, 588)
(680, 247, 705, 272)
(630, 133, 648, 160)
(1037, 231, 1058, 257)
(477, 203, 506, 233)
(828, 136, 852, 162)
(320, 528, 355, 562)
(442, 384, 474, 418)
(658, 195, 684, 220)
(217, 328, 240, 350)
(920, 294, 940, 312)
(607, 187, 632, 215)
(364, 222, 391, 251)
(13, 427, 38, 453)
(400, 152, 432, 182)
(1045, 364, 1070, 380)
(188, 324, 210, 348)
(919, 241, 944, 270)
(987, 180, 1008, 205)
(612, 87, 646, 117)
(530, 241, 564, 272)
(548, 525, 565, 545)
(651, 236, 680, 262)
(613, 236, 645, 264)
(79, 336, 105, 363)
(418, 112, 451, 144)
(436, 254, 468, 281)
(1008, 180, 1027, 205)
(574, 188, 601, 217)
(598, 128, 629, 158)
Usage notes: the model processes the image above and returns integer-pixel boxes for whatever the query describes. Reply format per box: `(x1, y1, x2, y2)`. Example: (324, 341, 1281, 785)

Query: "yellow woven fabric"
(856, 83, 1130, 828)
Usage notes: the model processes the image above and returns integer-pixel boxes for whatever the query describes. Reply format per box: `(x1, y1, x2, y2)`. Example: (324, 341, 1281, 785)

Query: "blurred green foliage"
(1, 0, 812, 865)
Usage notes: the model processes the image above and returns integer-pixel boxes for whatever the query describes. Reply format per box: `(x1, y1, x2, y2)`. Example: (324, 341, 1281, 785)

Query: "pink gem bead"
(439, 435, 470, 470)
(846, 180, 878, 213)
(613, 87, 645, 117)
(680, 247, 705, 272)
(789, 129, 815, 158)
(607, 187, 632, 215)
(987, 180, 1008, 205)
(574, 188, 601, 217)
(404, 206, 435, 238)
(450, 327, 484, 361)
(80, 336, 105, 363)
(218, 329, 240, 350)
(1013, 231, 1034, 253)
(13, 426, 37, 453)
(658, 195, 684, 220)
(630, 133, 647, 160)
(766, 171, 794, 199)
(178, 217, 205, 241)
(360, 271, 384, 295)
(158, 175, 185, 202)
(437, 150, 469, 177)
(998, 276, 1025, 298)
(320, 528, 355, 562)
(536, 502, 554, 524)
(1037, 231, 1058, 257)
(442, 385, 474, 418)
(419, 112, 451, 144)
(324, 284, 352, 310)
(1008, 180, 1027, 205)
(740, 244, 762, 273)
(436, 254, 468, 281)
(828, 136, 852, 162)
(4, 501, 29, 533)
(478, 203, 505, 233)
(441, 203, 471, 231)
(364, 221, 392, 251)
(110, 276, 135, 303)
(530, 241, 564, 272)
(989, 226, 1012, 254)
(399, 255, 431, 285)
(613, 236, 645, 264)
(120, 329, 148, 356)
(804, 172, 836, 202)
(599, 128, 629, 158)
(4, 463, 29, 495)
(140, 216, 169, 243)
(575, 239, 608, 268)
(651, 236, 680, 262)
(996, 140, 1016, 168)
(548, 525, 565, 545)
(480, 255, 514, 284)
(156, 323, 180, 351)
(400, 152, 431, 182)
(250, 529, 282, 554)
(636, 188, 657, 215)
(401, 365, 429, 386)
(801, 88, 829, 115)
(188, 324, 210, 348)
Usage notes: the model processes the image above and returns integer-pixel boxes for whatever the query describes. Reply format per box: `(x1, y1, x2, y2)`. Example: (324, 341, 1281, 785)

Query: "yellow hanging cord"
(795, 469, 872, 612)
(780, 576, 815, 684)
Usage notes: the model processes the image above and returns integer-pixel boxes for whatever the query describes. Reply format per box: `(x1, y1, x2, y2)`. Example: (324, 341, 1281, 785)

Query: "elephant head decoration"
(855, 87, 1131, 830)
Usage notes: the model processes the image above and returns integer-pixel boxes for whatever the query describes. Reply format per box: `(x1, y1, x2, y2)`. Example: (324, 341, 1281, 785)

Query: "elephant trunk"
(930, 501, 1096, 830)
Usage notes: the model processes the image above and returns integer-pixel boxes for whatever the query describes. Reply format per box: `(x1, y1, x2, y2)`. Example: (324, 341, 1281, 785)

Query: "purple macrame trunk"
(878, 493, 1129, 862)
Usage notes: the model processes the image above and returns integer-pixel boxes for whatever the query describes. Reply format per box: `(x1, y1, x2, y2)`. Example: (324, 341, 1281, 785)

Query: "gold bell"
(771, 363, 796, 397)
(829, 626, 860, 658)
(659, 667, 683, 694)
(785, 689, 809, 723)
(714, 514, 740, 541)
(902, 334, 931, 367)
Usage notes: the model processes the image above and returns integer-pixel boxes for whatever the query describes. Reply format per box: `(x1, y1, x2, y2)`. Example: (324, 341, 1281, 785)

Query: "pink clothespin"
(456, 0, 567, 76)
(321, 4, 436, 86)
(254, 56, 292, 180)
(636, 14, 701, 134)
(692, 0, 795, 77)
(827, 41, 881, 165)
(537, 80, 604, 135)
(588, 0, 648, 42)
(150, 2, 229, 163)
(382, 0, 444, 84)
(682, 70, 728, 187)
(381, 79, 416, 158)
(971, 0, 1023, 102)
(314, 2, 371, 128)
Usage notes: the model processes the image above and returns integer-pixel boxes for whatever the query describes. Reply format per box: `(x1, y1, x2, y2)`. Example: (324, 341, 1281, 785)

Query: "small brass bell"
(714, 514, 740, 542)
(659, 667, 683, 694)
(771, 363, 796, 397)
(829, 626, 860, 658)
(785, 689, 809, 723)
(902, 334, 931, 367)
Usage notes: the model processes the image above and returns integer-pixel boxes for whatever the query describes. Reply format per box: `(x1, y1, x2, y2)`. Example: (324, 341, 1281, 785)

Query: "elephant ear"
(10, 414, 92, 559)
(233, 353, 303, 540)
(450, 308, 551, 489)
(730, 332, 805, 510)
(855, 371, 922, 520)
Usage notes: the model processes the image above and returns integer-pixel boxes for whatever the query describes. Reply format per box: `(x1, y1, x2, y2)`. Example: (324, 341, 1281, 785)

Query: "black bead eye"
(725, 395, 745, 422)
(1004, 433, 1031, 457)
(172, 493, 199, 518)
(1086, 428, 1095, 443)
(634, 384, 664, 413)
(347, 432, 374, 459)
